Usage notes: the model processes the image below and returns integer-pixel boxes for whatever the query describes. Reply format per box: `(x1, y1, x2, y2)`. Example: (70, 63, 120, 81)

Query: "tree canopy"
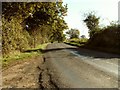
(2, 2, 68, 56)
(83, 12, 100, 38)
(66, 28, 80, 39)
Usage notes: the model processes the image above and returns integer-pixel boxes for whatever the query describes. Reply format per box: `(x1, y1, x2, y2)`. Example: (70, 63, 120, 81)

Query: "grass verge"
(64, 38, 88, 47)
(2, 43, 48, 67)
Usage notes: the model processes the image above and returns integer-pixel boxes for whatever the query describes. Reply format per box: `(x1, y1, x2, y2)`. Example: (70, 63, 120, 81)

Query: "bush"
(86, 24, 120, 50)
(2, 17, 29, 57)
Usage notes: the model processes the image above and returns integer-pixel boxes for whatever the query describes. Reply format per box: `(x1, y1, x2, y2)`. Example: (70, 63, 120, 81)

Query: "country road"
(41, 43, 120, 88)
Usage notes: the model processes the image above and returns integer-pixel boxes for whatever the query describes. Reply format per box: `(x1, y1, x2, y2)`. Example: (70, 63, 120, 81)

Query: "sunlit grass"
(2, 43, 48, 67)
(65, 38, 88, 46)
(28, 43, 49, 50)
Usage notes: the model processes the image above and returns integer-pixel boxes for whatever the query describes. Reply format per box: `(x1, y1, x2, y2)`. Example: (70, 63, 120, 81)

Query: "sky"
(63, 0, 119, 38)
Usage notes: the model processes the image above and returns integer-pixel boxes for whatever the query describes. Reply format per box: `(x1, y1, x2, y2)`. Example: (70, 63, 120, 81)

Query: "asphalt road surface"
(42, 43, 120, 88)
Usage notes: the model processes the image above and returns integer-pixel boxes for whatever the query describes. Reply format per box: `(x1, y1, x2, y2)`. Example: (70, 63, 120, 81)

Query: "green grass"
(27, 43, 48, 50)
(2, 43, 48, 67)
(69, 42, 81, 46)
(65, 38, 88, 46)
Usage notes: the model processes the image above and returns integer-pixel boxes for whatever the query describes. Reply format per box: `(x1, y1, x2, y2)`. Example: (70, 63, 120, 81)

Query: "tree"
(24, 2, 68, 44)
(66, 28, 80, 39)
(83, 12, 100, 38)
(81, 35, 86, 39)
(2, 2, 68, 56)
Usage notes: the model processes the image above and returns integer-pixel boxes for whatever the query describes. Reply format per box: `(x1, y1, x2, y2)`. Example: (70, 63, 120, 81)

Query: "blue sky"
(63, 0, 119, 38)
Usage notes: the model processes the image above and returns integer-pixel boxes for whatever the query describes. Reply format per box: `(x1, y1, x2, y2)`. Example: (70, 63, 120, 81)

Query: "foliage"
(83, 12, 100, 38)
(2, 2, 68, 56)
(24, 2, 68, 44)
(66, 28, 80, 39)
(86, 23, 120, 53)
(65, 38, 88, 46)
(2, 43, 48, 67)
(81, 35, 86, 39)
(83, 12, 120, 54)
(2, 17, 30, 56)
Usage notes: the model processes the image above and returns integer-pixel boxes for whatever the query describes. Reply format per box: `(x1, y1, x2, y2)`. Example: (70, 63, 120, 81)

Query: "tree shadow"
(23, 47, 120, 59)
(69, 48, 120, 59)
(65, 42, 120, 59)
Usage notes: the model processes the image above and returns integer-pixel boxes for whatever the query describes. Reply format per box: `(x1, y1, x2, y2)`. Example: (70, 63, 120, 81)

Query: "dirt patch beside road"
(2, 56, 44, 88)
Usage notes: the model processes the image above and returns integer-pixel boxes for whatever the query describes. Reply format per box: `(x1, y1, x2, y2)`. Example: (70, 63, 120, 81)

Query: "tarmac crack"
(38, 56, 59, 89)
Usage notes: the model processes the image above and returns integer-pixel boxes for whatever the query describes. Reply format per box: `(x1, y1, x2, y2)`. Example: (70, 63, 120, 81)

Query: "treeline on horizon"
(2, 2, 68, 57)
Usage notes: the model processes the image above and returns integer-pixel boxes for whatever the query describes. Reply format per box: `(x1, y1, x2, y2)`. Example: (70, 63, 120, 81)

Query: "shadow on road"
(23, 47, 120, 59)
(70, 48, 120, 59)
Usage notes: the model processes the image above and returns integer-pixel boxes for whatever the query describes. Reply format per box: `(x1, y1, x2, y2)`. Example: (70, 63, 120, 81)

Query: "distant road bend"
(40, 43, 119, 88)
